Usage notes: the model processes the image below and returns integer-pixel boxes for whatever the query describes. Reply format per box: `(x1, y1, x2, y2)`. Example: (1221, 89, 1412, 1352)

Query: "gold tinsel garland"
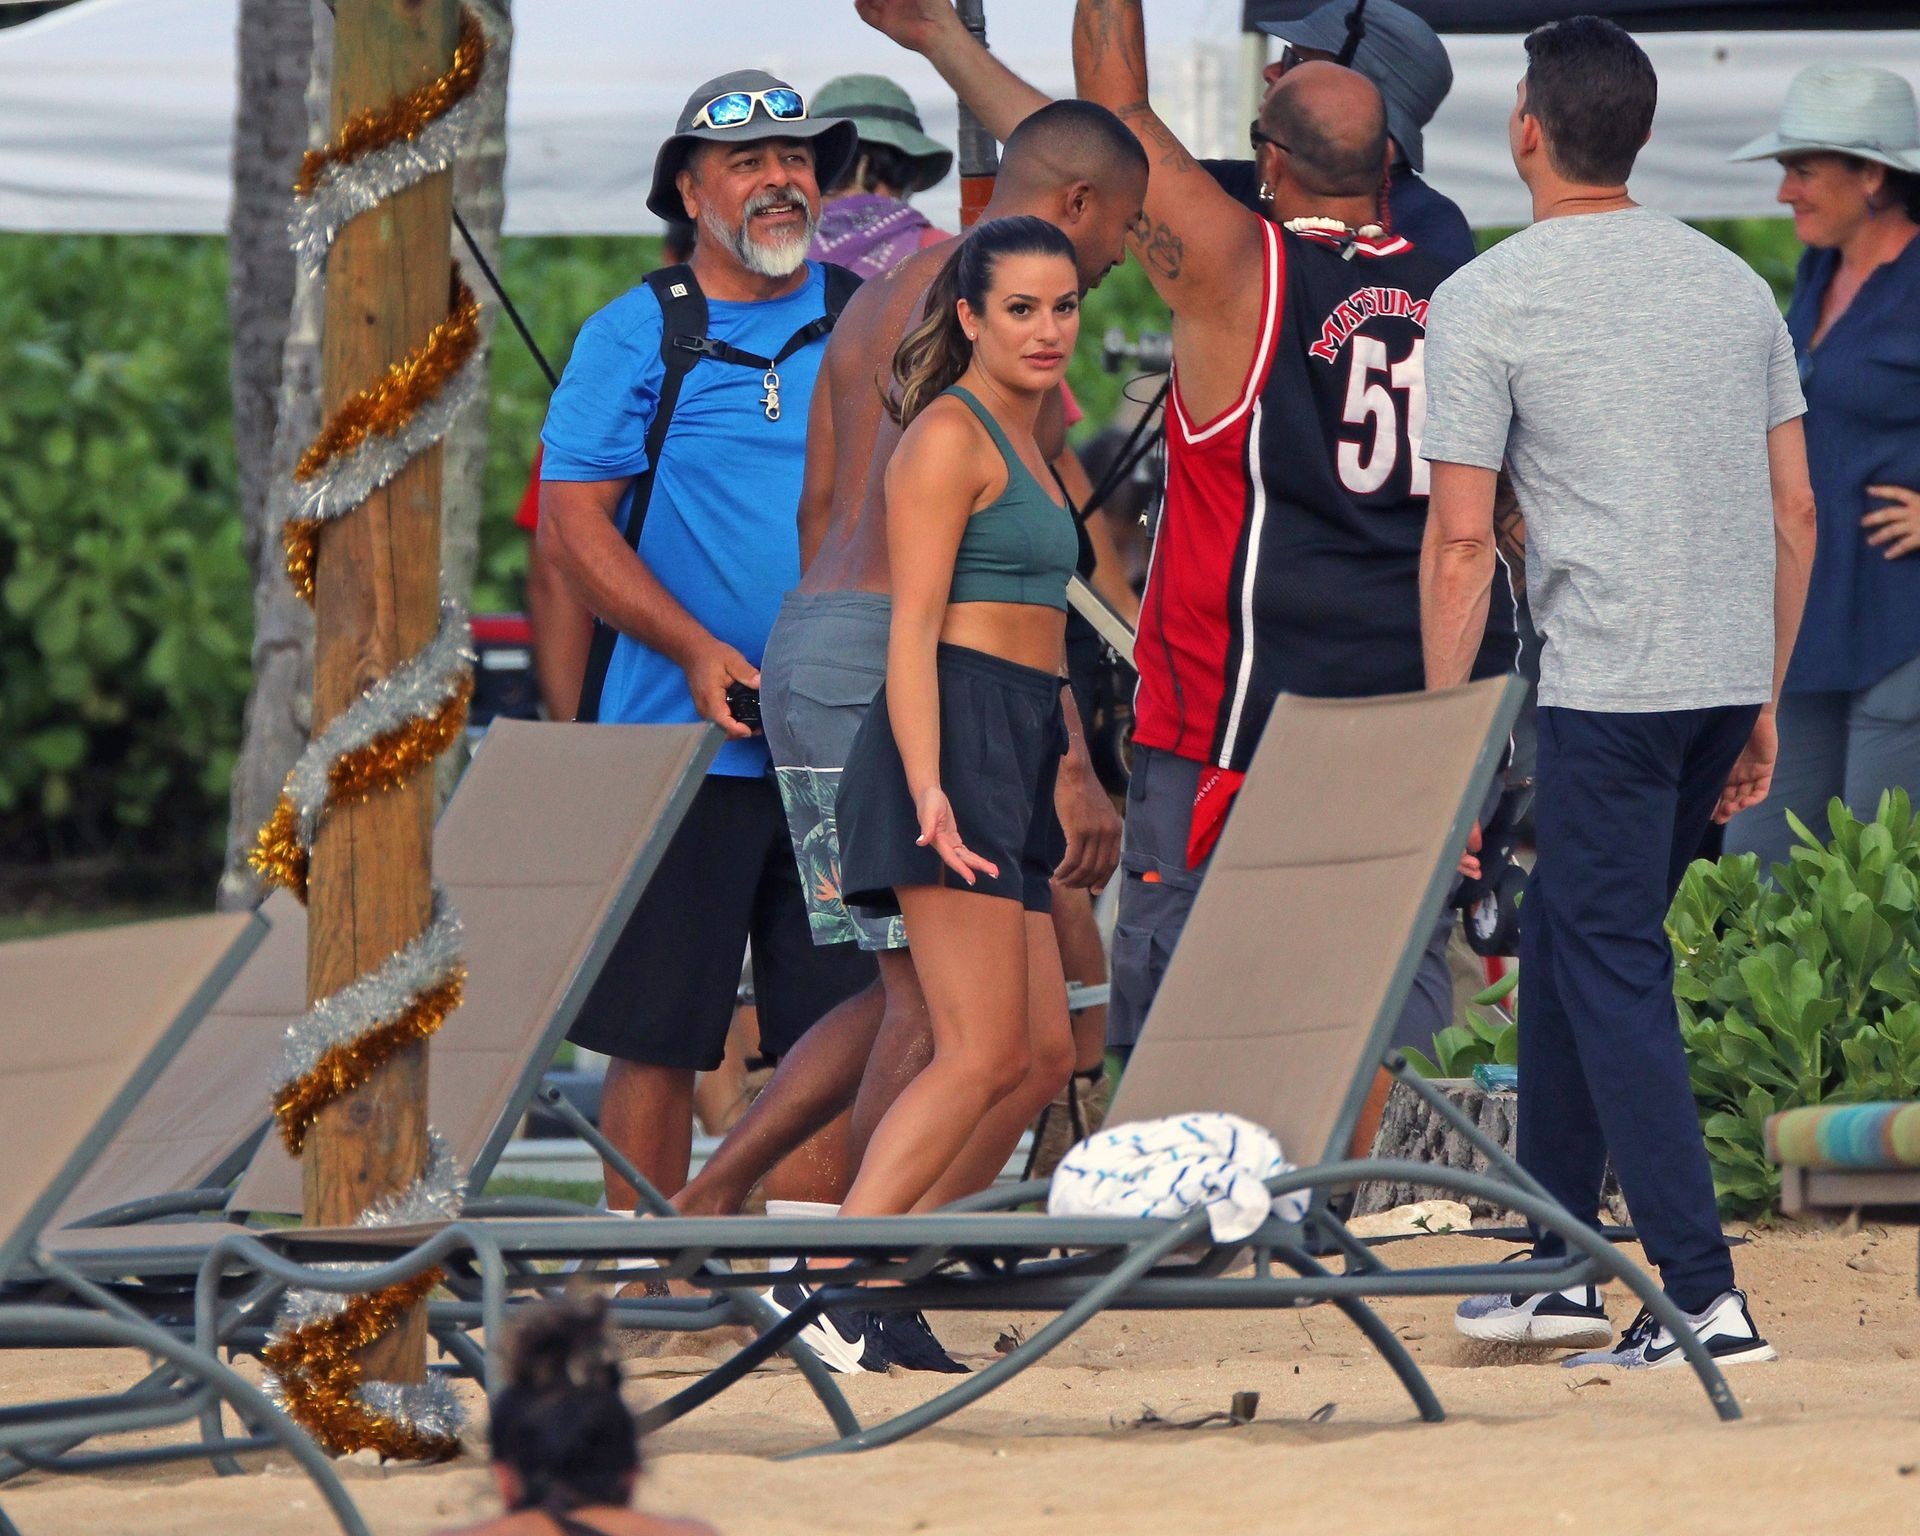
(284, 273, 482, 601)
(261, 1270, 460, 1461)
(293, 9, 486, 197)
(249, 673, 476, 900)
(273, 976, 466, 1156)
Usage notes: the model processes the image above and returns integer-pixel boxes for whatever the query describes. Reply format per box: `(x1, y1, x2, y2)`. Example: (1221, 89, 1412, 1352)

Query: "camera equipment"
(1452, 780, 1533, 958)
(1102, 326, 1174, 376)
(725, 681, 763, 730)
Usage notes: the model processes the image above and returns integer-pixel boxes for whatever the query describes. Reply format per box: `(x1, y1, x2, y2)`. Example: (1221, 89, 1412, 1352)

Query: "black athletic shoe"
(876, 1310, 969, 1373)
(764, 1280, 881, 1374)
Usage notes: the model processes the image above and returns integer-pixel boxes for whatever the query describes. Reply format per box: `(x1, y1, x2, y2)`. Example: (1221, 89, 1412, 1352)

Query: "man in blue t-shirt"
(539, 69, 874, 1206)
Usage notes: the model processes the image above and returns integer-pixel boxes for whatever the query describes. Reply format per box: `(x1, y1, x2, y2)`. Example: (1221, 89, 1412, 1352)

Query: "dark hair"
(830, 140, 922, 197)
(1522, 16, 1657, 186)
(1000, 99, 1148, 192)
(662, 218, 697, 264)
(1262, 76, 1387, 198)
(488, 1296, 639, 1513)
(887, 215, 1078, 427)
(1846, 158, 1920, 223)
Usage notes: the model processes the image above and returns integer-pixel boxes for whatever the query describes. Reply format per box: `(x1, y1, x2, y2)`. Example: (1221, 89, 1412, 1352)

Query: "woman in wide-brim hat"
(807, 74, 955, 280)
(1724, 63, 1920, 869)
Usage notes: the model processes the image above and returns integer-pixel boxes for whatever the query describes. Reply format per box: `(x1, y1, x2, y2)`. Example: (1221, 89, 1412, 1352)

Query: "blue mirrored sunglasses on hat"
(692, 87, 808, 131)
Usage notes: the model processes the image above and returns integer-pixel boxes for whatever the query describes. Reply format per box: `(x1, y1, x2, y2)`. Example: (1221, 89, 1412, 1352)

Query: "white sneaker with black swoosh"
(1563, 1288, 1776, 1371)
(1453, 1251, 1614, 1348)
(762, 1280, 881, 1374)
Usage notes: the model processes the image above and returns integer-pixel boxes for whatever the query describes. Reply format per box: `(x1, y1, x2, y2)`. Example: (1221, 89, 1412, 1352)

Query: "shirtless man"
(673, 100, 1147, 1218)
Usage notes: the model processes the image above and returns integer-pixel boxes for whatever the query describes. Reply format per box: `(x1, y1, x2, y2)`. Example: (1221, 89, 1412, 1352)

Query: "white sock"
(763, 1199, 839, 1277)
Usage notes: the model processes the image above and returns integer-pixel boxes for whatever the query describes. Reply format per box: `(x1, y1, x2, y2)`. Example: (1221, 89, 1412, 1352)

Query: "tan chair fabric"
(230, 720, 713, 1215)
(52, 890, 307, 1228)
(1108, 680, 1516, 1167)
(0, 912, 262, 1276)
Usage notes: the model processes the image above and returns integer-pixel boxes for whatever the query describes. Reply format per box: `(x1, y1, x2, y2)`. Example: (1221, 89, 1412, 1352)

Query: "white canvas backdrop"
(0, 0, 1915, 234)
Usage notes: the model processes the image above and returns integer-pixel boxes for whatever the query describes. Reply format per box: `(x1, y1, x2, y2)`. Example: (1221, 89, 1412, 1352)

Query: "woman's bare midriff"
(939, 600, 1066, 675)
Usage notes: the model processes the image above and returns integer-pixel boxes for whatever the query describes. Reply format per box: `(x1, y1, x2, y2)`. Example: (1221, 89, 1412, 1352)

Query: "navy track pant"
(1519, 703, 1759, 1312)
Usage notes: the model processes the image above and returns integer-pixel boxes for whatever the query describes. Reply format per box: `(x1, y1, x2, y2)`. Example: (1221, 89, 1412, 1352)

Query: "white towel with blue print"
(1045, 1113, 1309, 1242)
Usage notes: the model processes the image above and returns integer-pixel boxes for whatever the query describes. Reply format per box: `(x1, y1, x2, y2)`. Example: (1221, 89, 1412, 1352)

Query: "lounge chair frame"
(182, 681, 1744, 1457)
(0, 913, 368, 1536)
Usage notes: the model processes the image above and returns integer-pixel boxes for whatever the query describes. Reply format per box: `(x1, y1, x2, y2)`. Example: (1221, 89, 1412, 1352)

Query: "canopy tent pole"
(955, 0, 998, 228)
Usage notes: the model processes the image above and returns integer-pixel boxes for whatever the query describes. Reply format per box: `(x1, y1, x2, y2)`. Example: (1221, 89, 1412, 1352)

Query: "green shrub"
(0, 235, 244, 868)
(1401, 970, 1519, 1078)
(1671, 791, 1920, 1216)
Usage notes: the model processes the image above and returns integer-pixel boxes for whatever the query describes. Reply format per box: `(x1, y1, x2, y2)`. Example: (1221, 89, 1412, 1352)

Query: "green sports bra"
(941, 385, 1078, 613)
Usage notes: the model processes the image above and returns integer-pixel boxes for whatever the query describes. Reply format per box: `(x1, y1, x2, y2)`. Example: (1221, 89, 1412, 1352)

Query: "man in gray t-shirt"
(1419, 18, 1817, 1373)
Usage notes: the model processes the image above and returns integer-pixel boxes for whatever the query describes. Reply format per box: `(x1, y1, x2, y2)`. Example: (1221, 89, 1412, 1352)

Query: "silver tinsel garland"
(291, 61, 487, 278)
(281, 601, 475, 851)
(276, 893, 465, 1090)
(264, 1129, 469, 1446)
(272, 353, 486, 533)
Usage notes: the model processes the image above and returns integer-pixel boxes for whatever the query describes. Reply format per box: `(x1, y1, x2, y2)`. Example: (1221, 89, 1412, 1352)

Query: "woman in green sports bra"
(833, 215, 1085, 1236)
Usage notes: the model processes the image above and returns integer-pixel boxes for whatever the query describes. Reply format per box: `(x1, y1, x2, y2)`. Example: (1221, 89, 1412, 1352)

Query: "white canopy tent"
(1, 0, 1916, 235)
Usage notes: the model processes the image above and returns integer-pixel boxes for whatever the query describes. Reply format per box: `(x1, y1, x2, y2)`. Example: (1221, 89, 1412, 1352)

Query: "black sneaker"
(763, 1280, 880, 1374)
(876, 1310, 969, 1373)
(1454, 1251, 1614, 1349)
(1563, 1289, 1776, 1371)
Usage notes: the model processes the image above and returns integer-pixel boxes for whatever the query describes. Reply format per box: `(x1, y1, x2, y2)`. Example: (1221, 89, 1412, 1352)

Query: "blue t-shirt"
(541, 264, 835, 775)
(1783, 239, 1920, 694)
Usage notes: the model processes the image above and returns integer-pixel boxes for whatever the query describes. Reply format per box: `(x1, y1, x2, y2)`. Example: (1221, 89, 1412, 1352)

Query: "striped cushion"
(1765, 1102, 1920, 1171)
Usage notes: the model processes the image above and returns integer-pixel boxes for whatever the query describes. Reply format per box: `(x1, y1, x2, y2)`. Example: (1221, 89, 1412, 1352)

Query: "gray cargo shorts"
(761, 590, 908, 952)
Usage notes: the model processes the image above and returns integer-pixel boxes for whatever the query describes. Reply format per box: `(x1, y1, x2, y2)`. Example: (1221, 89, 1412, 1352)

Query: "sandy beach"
(3, 1220, 1915, 1535)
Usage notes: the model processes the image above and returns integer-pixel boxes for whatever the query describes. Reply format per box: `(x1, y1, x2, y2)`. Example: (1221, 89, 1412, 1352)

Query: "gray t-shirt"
(1422, 207, 1804, 712)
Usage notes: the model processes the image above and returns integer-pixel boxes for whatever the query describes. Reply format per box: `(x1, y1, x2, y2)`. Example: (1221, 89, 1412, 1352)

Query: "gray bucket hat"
(813, 74, 954, 193)
(1256, 0, 1452, 173)
(647, 69, 859, 223)
(1730, 63, 1920, 175)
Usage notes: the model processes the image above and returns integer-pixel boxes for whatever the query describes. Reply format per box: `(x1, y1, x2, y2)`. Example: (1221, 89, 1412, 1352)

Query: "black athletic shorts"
(839, 643, 1068, 917)
(566, 772, 876, 1071)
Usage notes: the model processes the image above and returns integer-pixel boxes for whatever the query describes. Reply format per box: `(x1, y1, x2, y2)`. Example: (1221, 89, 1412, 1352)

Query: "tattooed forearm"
(1073, 0, 1149, 96)
(1131, 214, 1185, 280)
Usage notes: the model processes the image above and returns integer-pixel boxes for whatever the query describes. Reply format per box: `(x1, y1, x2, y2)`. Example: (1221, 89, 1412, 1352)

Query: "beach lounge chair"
(187, 679, 1748, 1458)
(22, 719, 716, 1283)
(0, 912, 368, 1536)
(1767, 1102, 1920, 1289)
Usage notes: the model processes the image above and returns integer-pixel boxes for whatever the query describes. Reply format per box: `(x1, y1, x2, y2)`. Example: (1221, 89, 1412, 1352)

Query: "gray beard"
(702, 197, 816, 278)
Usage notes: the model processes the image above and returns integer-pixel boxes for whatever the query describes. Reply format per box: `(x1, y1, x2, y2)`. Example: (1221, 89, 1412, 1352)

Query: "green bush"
(1670, 791, 1920, 1216)
(0, 235, 244, 868)
(1401, 970, 1519, 1078)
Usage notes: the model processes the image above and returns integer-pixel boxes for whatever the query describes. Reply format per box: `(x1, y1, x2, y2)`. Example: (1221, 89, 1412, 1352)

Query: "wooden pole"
(305, 0, 458, 1385)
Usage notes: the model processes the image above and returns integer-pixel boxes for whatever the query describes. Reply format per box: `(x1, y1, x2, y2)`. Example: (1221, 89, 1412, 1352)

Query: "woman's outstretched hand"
(915, 785, 1000, 885)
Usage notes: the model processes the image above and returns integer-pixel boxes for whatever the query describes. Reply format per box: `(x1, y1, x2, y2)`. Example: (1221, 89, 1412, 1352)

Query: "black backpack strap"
(574, 264, 706, 722)
(573, 262, 861, 721)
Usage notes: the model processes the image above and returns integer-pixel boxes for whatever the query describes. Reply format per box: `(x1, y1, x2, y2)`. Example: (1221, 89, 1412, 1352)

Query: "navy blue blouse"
(1784, 237, 1920, 694)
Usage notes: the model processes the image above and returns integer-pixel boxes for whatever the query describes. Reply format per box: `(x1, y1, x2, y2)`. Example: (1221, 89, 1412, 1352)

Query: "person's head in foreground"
(995, 99, 1148, 292)
(647, 69, 857, 282)
(812, 73, 952, 200)
(1509, 16, 1657, 193)
(1731, 62, 1920, 252)
(888, 215, 1081, 427)
(1257, 0, 1452, 173)
(451, 1295, 715, 1536)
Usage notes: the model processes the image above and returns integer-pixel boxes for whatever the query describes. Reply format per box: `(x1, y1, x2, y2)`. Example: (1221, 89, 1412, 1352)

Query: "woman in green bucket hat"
(807, 74, 955, 279)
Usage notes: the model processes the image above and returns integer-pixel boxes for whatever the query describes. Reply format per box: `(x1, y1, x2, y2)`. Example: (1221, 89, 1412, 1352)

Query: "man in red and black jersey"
(866, 0, 1514, 1061)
